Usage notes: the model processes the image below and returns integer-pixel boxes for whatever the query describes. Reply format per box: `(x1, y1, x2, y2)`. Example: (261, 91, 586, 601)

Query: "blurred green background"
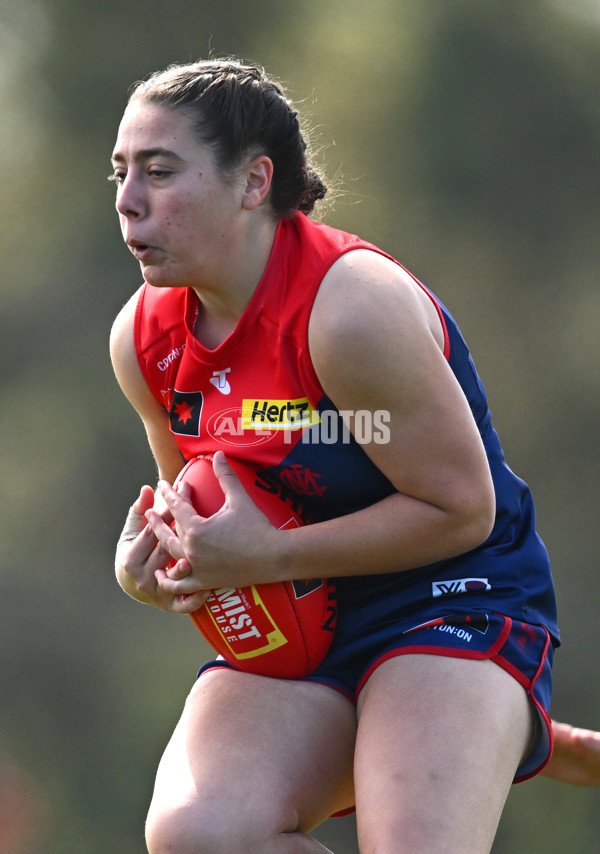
(1, 0, 600, 851)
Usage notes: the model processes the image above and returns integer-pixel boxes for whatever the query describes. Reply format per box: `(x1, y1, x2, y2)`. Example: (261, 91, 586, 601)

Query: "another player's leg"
(145, 669, 357, 854)
(354, 654, 535, 854)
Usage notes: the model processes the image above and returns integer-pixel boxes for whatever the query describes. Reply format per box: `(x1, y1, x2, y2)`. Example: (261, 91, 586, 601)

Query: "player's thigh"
(147, 669, 357, 836)
(354, 654, 535, 854)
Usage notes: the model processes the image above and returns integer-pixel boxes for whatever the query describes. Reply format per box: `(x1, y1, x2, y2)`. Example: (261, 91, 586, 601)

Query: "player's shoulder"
(310, 248, 439, 351)
(109, 285, 151, 406)
(110, 286, 143, 355)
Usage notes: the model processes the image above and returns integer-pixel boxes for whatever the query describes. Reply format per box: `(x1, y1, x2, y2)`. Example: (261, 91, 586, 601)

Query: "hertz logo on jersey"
(241, 398, 319, 431)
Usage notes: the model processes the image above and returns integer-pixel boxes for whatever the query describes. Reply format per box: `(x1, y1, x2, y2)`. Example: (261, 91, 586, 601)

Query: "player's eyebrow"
(110, 147, 185, 165)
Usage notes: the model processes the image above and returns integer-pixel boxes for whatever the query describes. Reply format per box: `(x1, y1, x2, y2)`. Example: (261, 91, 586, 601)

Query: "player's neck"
(192, 216, 277, 349)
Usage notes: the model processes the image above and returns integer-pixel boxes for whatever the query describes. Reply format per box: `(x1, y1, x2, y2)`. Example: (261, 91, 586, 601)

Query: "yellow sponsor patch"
(241, 398, 319, 430)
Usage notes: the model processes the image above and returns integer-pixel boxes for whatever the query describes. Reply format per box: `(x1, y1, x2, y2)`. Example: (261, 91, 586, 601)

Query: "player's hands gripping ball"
(173, 455, 337, 678)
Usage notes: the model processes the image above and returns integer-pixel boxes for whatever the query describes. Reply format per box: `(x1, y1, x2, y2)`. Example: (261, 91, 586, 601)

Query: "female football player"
(109, 59, 598, 853)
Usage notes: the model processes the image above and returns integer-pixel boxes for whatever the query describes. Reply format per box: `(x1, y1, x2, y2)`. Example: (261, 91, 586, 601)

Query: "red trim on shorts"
(330, 806, 356, 818)
(495, 656, 529, 688)
(351, 620, 553, 785)
(356, 616, 512, 698)
(199, 662, 236, 675)
(507, 627, 554, 783)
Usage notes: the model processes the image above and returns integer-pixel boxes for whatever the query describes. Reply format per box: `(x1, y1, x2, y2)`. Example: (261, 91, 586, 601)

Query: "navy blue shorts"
(198, 602, 555, 786)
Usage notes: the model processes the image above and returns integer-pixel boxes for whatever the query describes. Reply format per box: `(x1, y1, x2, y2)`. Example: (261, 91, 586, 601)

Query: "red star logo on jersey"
(174, 400, 194, 425)
(169, 390, 204, 437)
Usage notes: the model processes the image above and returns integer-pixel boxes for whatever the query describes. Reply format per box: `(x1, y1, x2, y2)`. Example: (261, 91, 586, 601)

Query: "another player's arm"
(275, 249, 496, 580)
(542, 722, 600, 786)
(110, 291, 191, 606)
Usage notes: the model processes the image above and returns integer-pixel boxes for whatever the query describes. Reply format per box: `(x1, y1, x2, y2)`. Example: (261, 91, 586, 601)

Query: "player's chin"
(141, 263, 188, 290)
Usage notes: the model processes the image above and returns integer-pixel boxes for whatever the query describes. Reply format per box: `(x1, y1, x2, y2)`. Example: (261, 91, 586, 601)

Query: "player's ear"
(242, 155, 273, 210)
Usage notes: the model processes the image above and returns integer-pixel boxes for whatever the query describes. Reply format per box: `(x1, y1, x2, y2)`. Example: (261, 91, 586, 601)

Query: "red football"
(172, 455, 337, 678)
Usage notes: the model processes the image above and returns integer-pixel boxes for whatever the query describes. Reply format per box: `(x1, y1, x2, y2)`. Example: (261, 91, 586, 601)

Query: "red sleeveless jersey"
(134, 211, 558, 642)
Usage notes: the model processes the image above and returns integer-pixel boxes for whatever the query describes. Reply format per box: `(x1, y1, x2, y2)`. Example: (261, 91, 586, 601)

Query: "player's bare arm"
(110, 292, 207, 612)
(276, 248, 496, 579)
(110, 290, 186, 483)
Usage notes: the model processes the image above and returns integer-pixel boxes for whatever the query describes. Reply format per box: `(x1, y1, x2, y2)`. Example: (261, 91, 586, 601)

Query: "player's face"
(111, 102, 245, 288)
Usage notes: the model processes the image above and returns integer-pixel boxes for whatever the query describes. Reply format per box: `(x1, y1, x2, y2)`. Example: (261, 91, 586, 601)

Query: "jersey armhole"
(133, 283, 147, 377)
(132, 283, 169, 410)
(418, 282, 451, 361)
